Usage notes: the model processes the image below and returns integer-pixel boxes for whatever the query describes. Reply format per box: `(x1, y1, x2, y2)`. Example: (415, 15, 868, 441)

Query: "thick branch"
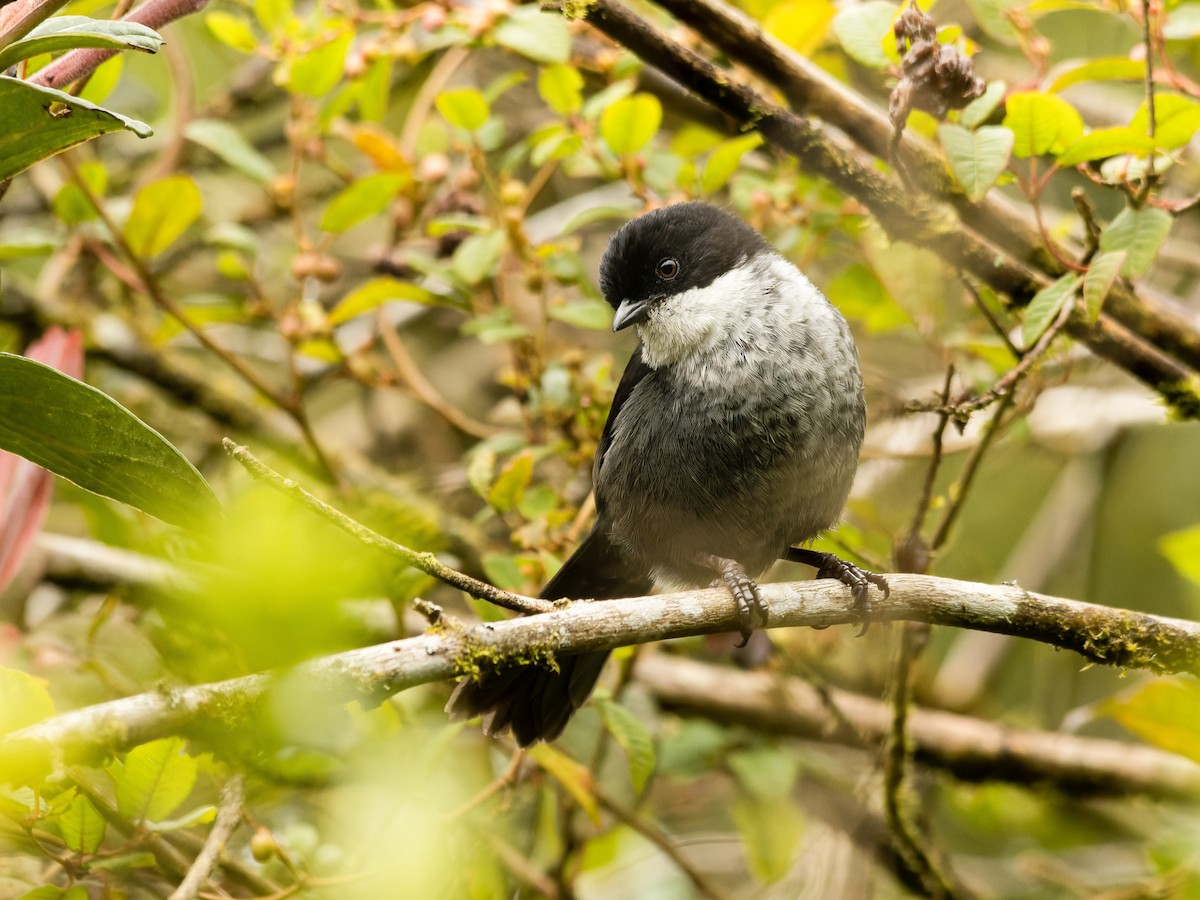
(2, 574, 1198, 775)
(637, 655, 1200, 800)
(552, 0, 1200, 414)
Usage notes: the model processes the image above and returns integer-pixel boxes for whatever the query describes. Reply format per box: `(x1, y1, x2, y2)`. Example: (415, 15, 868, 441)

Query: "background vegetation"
(2, 0, 1200, 896)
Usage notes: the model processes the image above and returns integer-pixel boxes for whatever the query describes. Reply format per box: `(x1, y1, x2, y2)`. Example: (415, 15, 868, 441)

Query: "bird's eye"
(655, 257, 680, 280)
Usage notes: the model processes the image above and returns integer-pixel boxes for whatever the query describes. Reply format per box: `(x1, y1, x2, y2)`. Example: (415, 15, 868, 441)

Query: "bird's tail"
(446, 527, 652, 746)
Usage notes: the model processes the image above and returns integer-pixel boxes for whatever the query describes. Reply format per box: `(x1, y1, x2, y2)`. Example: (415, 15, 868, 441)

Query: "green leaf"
(1048, 57, 1144, 93)
(1056, 127, 1157, 167)
(0, 667, 56, 737)
(937, 123, 1013, 201)
(1021, 273, 1078, 348)
(763, 0, 836, 57)
(600, 93, 662, 156)
(728, 745, 799, 801)
(1098, 205, 1173, 278)
(1003, 91, 1084, 157)
(461, 308, 529, 344)
(1164, 3, 1200, 39)
(76, 55, 124, 105)
(124, 175, 203, 257)
(144, 804, 217, 832)
(318, 172, 408, 233)
(581, 80, 635, 121)
(831, 1, 897, 69)
(253, 0, 291, 34)
(493, 6, 570, 64)
(329, 278, 440, 324)
(1082, 250, 1126, 321)
(466, 446, 496, 498)
(561, 204, 638, 235)
(55, 794, 106, 853)
(1100, 678, 1200, 763)
(548, 298, 614, 331)
(87, 851, 158, 870)
(114, 738, 198, 824)
(0, 354, 221, 527)
(452, 229, 506, 285)
(594, 697, 656, 794)
(0, 17, 162, 71)
(1130, 94, 1200, 150)
(53, 160, 107, 224)
(0, 77, 151, 182)
(732, 795, 804, 883)
(481, 552, 525, 592)
(185, 119, 274, 184)
(700, 132, 764, 192)
(436, 87, 490, 132)
(487, 451, 533, 512)
(285, 31, 351, 97)
(1160, 525, 1200, 585)
(204, 11, 257, 53)
(538, 64, 584, 116)
(527, 744, 599, 824)
(960, 79, 1007, 129)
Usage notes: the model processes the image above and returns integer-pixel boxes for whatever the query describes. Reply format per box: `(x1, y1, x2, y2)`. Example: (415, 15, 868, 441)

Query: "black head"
(598, 202, 771, 331)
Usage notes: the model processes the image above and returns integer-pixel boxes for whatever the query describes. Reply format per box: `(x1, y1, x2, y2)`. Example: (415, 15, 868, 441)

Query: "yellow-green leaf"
(436, 87, 490, 132)
(600, 93, 661, 156)
(594, 696, 656, 794)
(319, 172, 408, 233)
(1130, 94, 1200, 149)
(1049, 57, 1144, 93)
(1021, 272, 1078, 348)
(960, 79, 1007, 129)
(1082, 250, 1125, 321)
(1100, 678, 1200, 764)
(1160, 525, 1200, 585)
(763, 0, 836, 57)
(114, 738, 198, 824)
(487, 451, 533, 513)
(538, 64, 583, 117)
(204, 11, 257, 53)
(253, 0, 291, 34)
(55, 795, 106, 854)
(937, 123, 1013, 201)
(527, 744, 600, 825)
(285, 31, 351, 98)
(732, 795, 804, 884)
(329, 277, 440, 324)
(1056, 127, 1157, 167)
(0, 667, 55, 737)
(832, 1, 897, 69)
(124, 175, 202, 257)
(1003, 91, 1084, 157)
(700, 132, 764, 192)
(1098, 205, 1173, 278)
(493, 6, 570, 64)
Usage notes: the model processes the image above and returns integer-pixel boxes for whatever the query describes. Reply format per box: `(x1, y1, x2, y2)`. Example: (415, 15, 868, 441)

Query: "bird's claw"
(701, 554, 767, 648)
(815, 557, 889, 635)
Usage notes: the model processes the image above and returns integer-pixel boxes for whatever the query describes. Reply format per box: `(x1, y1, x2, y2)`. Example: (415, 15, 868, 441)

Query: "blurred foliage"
(2, 0, 1200, 896)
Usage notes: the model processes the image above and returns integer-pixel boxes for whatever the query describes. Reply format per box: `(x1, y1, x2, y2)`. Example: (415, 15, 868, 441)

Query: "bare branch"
(2, 574, 1198, 774)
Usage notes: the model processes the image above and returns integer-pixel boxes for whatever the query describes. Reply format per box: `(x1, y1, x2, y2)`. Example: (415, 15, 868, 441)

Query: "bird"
(447, 201, 886, 746)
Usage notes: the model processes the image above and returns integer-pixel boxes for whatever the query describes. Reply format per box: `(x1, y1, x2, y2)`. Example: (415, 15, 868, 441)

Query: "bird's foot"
(784, 548, 889, 635)
(698, 553, 767, 648)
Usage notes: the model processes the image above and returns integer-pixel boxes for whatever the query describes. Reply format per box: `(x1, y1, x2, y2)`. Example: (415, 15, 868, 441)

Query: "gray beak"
(612, 298, 650, 332)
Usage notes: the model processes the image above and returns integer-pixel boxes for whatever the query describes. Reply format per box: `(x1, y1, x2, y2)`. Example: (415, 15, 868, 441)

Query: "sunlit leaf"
(1003, 91, 1084, 157)
(960, 79, 1007, 129)
(204, 11, 257, 52)
(832, 1, 896, 69)
(114, 738, 198, 824)
(285, 31, 351, 97)
(55, 795, 106, 854)
(1056, 127, 1157, 166)
(329, 278, 441, 324)
(527, 744, 599, 825)
(763, 0, 836, 57)
(600, 93, 661, 156)
(1098, 205, 1173, 278)
(145, 804, 217, 832)
(452, 229, 506, 285)
(700, 132, 764, 192)
(1082, 250, 1126, 321)
(253, 0, 291, 34)
(1160, 525, 1200, 585)
(538, 64, 584, 116)
(0, 667, 56, 737)
(548, 298, 614, 331)
(493, 6, 570, 64)
(938, 124, 1013, 201)
(594, 697, 656, 794)
(732, 794, 804, 884)
(0, 77, 151, 182)
(1049, 57, 1144, 93)
(487, 451, 533, 513)
(124, 175, 203, 257)
(1130, 94, 1200, 150)
(318, 172, 408, 233)
(1022, 273, 1078, 348)
(1100, 678, 1200, 763)
(52, 160, 106, 224)
(581, 80, 635, 121)
(1163, 3, 1200, 39)
(436, 87, 490, 132)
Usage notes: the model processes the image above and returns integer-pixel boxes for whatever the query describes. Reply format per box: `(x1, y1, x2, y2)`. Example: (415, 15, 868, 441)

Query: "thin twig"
(221, 439, 550, 615)
(906, 366, 955, 543)
(167, 775, 246, 900)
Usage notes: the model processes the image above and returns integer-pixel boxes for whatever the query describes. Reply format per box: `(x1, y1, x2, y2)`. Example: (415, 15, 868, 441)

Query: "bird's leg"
(784, 548, 889, 635)
(696, 553, 768, 648)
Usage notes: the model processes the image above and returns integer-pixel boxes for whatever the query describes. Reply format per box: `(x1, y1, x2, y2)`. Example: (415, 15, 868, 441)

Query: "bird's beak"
(612, 298, 649, 332)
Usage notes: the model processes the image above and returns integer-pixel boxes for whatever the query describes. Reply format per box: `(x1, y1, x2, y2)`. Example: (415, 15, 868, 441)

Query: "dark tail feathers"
(447, 527, 652, 746)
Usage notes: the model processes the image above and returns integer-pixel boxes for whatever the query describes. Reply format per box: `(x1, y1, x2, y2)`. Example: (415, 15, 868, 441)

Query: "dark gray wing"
(593, 343, 653, 496)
